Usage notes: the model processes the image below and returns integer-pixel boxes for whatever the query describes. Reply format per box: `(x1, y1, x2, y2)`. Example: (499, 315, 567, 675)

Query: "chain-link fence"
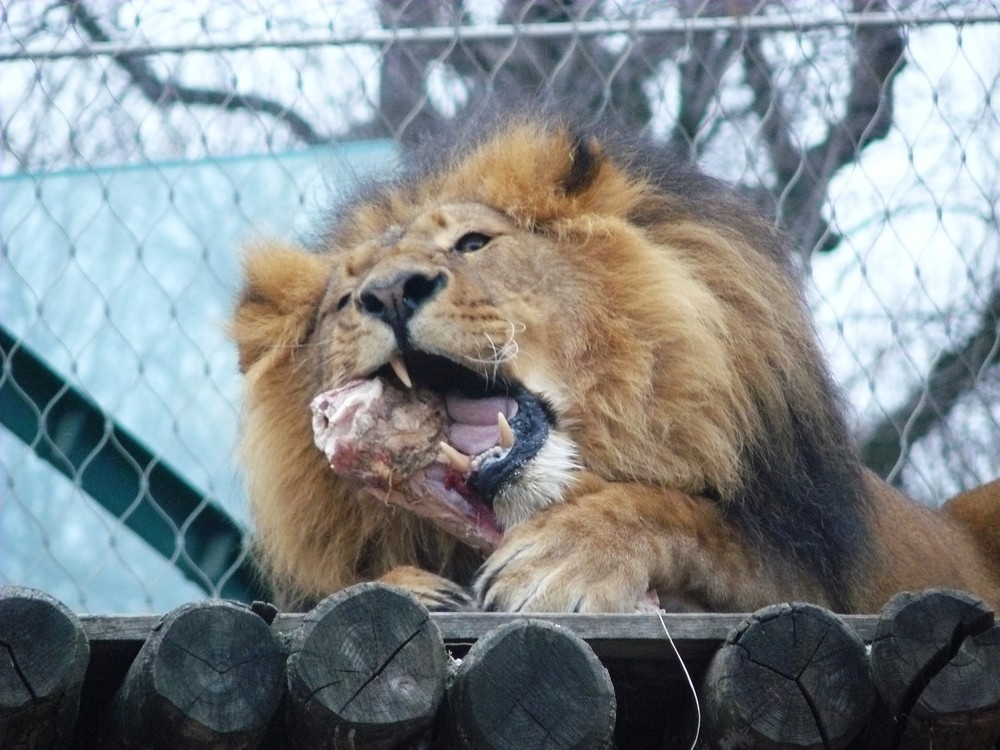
(2, 1, 999, 613)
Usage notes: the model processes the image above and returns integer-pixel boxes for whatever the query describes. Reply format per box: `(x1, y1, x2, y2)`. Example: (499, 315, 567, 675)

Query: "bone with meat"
(311, 379, 502, 552)
(311, 379, 447, 488)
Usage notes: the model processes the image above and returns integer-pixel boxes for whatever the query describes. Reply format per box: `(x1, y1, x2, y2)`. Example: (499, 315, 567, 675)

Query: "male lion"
(232, 116, 1000, 613)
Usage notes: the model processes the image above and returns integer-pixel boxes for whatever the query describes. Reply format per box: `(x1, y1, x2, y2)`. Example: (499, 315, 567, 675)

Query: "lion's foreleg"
(475, 471, 830, 613)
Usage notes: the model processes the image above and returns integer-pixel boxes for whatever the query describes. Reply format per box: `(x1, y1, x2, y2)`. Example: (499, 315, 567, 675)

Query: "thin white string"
(656, 609, 701, 750)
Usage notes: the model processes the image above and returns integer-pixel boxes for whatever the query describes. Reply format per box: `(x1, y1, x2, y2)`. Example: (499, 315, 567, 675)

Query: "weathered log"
(442, 619, 617, 750)
(0, 586, 90, 750)
(866, 588, 1000, 750)
(283, 582, 447, 749)
(78, 610, 880, 669)
(98, 599, 285, 749)
(701, 602, 873, 750)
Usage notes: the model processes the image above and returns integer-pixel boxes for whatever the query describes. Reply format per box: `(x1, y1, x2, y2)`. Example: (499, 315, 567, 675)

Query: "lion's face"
(306, 151, 763, 540)
(309, 201, 585, 533)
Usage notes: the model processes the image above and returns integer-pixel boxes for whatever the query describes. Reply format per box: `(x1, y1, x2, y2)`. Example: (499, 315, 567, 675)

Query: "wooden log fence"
(0, 584, 997, 749)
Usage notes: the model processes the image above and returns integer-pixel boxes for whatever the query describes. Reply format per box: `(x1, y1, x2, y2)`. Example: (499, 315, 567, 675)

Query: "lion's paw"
(379, 565, 479, 612)
(473, 520, 651, 613)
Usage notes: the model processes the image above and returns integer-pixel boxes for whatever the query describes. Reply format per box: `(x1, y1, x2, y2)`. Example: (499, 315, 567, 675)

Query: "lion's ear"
(445, 121, 640, 224)
(231, 242, 330, 373)
(561, 133, 603, 197)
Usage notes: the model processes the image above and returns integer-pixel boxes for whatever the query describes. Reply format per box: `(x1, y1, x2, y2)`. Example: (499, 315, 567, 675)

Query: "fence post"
(865, 588, 1000, 748)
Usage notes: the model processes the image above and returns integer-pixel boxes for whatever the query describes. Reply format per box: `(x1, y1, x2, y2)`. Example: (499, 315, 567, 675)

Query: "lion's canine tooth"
(389, 353, 412, 389)
(439, 441, 471, 474)
(497, 412, 515, 449)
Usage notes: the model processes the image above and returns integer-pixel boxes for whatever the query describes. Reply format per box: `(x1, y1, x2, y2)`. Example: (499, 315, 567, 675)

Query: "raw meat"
(311, 379, 502, 552)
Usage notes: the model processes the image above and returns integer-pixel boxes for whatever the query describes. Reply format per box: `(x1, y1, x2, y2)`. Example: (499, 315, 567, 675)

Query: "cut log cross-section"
(442, 619, 617, 750)
(0, 586, 90, 750)
(867, 588, 1000, 749)
(283, 582, 449, 749)
(98, 599, 285, 750)
(702, 601, 875, 750)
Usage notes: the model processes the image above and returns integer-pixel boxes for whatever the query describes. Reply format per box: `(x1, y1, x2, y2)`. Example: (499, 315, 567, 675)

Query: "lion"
(232, 115, 1000, 614)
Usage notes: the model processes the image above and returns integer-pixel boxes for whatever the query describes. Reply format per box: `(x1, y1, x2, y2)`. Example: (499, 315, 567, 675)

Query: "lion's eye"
(336, 293, 351, 311)
(454, 232, 492, 254)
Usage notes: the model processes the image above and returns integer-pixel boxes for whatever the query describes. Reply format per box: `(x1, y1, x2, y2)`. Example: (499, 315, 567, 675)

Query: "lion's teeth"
(389, 354, 412, 389)
(439, 441, 471, 474)
(497, 412, 515, 449)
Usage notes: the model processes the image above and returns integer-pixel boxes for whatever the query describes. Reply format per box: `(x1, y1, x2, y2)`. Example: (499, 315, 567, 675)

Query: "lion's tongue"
(445, 393, 518, 456)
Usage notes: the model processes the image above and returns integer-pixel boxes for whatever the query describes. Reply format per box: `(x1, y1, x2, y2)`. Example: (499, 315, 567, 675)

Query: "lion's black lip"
(468, 389, 549, 503)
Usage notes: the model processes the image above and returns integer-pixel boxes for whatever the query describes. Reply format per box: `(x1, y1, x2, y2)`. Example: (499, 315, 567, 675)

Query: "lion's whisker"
(461, 320, 522, 383)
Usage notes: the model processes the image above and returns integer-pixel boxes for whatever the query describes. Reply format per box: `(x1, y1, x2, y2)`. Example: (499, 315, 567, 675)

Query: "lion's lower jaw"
(493, 431, 580, 530)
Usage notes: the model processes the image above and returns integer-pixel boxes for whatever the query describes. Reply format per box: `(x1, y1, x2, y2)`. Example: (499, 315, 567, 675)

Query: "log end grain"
(703, 601, 873, 750)
(285, 582, 448, 749)
(105, 599, 285, 749)
(0, 586, 90, 749)
(870, 588, 1000, 748)
(444, 619, 617, 750)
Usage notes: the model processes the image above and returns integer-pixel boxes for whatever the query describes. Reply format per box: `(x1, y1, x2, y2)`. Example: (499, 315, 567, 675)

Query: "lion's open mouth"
(382, 351, 552, 500)
(310, 351, 552, 551)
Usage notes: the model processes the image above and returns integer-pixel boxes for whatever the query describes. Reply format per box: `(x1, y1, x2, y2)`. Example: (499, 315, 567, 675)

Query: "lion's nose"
(357, 269, 447, 333)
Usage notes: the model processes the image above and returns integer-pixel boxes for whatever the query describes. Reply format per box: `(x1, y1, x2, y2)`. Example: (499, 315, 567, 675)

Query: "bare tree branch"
(667, 30, 743, 160)
(742, 0, 906, 257)
(448, 0, 657, 131)
(63, 0, 329, 146)
(862, 283, 1000, 483)
(373, 0, 692, 142)
(369, 0, 451, 142)
(368, 1, 758, 148)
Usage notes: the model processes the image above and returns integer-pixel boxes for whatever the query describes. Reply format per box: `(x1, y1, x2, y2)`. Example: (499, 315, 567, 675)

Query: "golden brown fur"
(232, 116, 1000, 613)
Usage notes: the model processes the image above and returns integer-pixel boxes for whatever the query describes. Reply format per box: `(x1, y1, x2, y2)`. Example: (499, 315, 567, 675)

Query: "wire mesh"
(1, 0, 998, 613)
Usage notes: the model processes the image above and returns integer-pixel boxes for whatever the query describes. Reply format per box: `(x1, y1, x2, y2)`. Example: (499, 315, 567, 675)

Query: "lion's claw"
(474, 525, 650, 613)
(380, 565, 480, 612)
